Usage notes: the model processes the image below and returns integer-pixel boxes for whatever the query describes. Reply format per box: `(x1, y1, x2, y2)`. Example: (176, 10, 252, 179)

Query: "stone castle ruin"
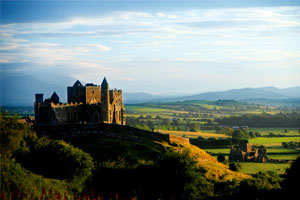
(229, 143, 269, 163)
(35, 77, 126, 126)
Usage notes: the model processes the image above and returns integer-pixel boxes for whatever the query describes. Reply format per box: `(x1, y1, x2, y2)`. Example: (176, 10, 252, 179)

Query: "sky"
(1, 0, 300, 95)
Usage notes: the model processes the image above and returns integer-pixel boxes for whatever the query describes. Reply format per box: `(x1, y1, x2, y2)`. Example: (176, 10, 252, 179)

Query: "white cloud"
(88, 44, 111, 51)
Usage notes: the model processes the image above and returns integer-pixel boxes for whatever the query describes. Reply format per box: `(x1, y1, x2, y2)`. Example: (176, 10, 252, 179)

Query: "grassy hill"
(49, 123, 250, 182)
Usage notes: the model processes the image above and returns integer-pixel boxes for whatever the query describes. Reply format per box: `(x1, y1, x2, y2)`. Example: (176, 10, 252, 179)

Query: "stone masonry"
(229, 143, 269, 163)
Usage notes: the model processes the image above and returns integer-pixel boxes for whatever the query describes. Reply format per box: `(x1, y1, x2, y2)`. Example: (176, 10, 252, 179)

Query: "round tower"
(101, 77, 110, 123)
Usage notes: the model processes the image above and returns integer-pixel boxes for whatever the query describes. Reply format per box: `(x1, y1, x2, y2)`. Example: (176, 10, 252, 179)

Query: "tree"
(281, 156, 300, 198)
(221, 127, 233, 137)
(158, 151, 213, 199)
(238, 171, 281, 199)
(16, 138, 94, 192)
(189, 123, 199, 132)
(232, 129, 249, 140)
(156, 115, 162, 120)
(0, 115, 37, 159)
(162, 118, 170, 126)
(229, 162, 241, 171)
(249, 131, 256, 138)
(171, 119, 179, 127)
(146, 120, 154, 131)
(217, 154, 226, 163)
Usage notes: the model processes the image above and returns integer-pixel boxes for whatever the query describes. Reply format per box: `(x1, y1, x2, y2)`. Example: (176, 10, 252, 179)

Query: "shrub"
(281, 155, 300, 198)
(0, 115, 37, 159)
(229, 162, 241, 171)
(158, 150, 213, 199)
(0, 159, 74, 200)
(217, 154, 226, 163)
(16, 138, 94, 192)
(237, 171, 281, 199)
(232, 129, 250, 140)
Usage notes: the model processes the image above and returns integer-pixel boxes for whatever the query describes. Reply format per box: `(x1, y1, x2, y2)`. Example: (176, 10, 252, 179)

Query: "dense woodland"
(1, 114, 300, 199)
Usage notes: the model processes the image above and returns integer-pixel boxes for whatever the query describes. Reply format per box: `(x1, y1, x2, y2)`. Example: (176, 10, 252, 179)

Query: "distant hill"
(0, 75, 66, 106)
(124, 86, 300, 104)
(1, 72, 299, 106)
(123, 92, 164, 104)
(158, 86, 300, 103)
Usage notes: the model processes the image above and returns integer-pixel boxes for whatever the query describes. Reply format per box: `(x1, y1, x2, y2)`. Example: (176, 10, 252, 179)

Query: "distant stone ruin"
(229, 143, 269, 162)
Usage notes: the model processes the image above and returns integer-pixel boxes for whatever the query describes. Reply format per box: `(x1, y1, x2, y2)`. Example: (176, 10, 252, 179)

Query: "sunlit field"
(158, 130, 229, 139)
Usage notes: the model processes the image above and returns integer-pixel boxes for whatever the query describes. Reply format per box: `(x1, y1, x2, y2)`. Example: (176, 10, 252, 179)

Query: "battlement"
(50, 102, 84, 108)
(110, 89, 122, 96)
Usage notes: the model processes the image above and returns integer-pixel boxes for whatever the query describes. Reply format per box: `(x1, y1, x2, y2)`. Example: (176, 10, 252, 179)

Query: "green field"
(125, 105, 174, 114)
(268, 154, 298, 160)
(248, 137, 300, 146)
(239, 162, 291, 175)
(250, 128, 300, 136)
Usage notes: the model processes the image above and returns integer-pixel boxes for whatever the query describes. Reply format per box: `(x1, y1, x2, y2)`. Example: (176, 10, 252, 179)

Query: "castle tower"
(35, 94, 43, 104)
(50, 92, 59, 104)
(101, 77, 110, 123)
(34, 94, 44, 124)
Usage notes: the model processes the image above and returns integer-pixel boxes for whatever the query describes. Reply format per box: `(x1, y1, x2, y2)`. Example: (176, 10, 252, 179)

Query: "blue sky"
(1, 0, 300, 94)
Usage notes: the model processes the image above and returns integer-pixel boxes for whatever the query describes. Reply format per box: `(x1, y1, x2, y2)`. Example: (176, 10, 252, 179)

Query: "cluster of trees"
(282, 141, 300, 150)
(217, 126, 260, 139)
(215, 112, 300, 128)
(91, 151, 214, 199)
(190, 137, 248, 149)
(0, 115, 94, 199)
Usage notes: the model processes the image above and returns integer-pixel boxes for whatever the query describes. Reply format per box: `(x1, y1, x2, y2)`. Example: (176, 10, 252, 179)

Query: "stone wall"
(168, 134, 190, 145)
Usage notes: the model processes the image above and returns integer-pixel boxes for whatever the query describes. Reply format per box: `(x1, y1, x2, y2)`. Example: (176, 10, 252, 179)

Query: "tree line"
(215, 112, 300, 128)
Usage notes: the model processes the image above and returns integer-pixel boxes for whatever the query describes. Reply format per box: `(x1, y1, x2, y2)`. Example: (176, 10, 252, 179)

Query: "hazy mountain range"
(1, 73, 300, 106)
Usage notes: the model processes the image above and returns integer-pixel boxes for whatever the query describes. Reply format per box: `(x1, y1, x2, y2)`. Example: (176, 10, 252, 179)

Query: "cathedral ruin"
(229, 143, 269, 163)
(34, 77, 126, 125)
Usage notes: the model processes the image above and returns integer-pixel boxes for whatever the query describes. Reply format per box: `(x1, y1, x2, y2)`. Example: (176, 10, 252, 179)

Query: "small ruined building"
(35, 77, 125, 125)
(229, 143, 269, 163)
